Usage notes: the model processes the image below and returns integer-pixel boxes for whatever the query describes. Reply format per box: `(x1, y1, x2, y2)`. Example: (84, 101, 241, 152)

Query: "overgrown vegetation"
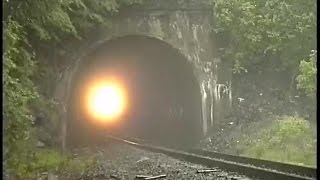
(211, 0, 316, 166)
(7, 147, 99, 179)
(4, 0, 143, 178)
(212, 0, 317, 74)
(296, 50, 317, 97)
(237, 116, 316, 167)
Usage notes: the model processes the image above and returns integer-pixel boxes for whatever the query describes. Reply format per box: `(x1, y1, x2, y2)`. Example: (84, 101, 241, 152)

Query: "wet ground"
(60, 142, 252, 180)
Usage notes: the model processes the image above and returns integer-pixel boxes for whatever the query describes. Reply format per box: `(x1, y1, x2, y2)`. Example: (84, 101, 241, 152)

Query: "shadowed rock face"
(68, 35, 202, 147)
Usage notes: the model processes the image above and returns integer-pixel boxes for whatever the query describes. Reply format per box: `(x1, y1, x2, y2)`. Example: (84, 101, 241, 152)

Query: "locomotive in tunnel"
(67, 35, 203, 148)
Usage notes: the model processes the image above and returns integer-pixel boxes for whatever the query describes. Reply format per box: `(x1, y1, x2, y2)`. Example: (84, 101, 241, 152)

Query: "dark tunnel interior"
(67, 35, 202, 148)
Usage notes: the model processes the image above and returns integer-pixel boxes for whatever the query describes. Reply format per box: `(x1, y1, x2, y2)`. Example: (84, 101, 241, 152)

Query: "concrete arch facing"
(66, 35, 202, 147)
(53, 1, 233, 151)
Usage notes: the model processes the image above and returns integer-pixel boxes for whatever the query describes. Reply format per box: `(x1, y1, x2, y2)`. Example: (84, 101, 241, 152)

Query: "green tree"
(3, 0, 143, 178)
(4, 19, 39, 176)
(212, 0, 317, 74)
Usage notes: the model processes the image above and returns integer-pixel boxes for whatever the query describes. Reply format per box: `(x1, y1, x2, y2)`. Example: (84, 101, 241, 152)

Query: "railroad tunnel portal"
(53, 0, 233, 150)
(68, 35, 202, 147)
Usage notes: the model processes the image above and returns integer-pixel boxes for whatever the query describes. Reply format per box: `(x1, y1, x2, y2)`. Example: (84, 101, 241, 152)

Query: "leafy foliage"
(296, 50, 317, 97)
(237, 116, 316, 167)
(212, 0, 317, 74)
(3, 0, 143, 178)
(3, 19, 39, 174)
(211, 0, 317, 164)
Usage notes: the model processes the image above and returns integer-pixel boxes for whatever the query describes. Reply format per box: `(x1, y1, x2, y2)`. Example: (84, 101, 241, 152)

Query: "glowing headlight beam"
(87, 83, 126, 121)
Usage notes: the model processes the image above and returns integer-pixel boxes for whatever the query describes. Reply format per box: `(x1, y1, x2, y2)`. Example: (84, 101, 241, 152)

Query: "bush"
(237, 116, 316, 167)
(296, 50, 317, 97)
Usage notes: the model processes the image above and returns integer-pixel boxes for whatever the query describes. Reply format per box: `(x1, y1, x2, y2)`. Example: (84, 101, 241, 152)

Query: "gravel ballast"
(64, 142, 253, 180)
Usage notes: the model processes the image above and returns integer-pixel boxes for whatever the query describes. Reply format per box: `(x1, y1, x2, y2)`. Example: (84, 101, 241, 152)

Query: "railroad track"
(106, 135, 316, 180)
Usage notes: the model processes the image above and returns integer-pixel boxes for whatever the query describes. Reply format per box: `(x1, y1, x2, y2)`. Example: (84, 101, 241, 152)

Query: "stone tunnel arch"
(66, 35, 203, 148)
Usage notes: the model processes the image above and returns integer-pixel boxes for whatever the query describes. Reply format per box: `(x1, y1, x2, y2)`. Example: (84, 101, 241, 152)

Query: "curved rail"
(106, 135, 316, 180)
(184, 149, 316, 179)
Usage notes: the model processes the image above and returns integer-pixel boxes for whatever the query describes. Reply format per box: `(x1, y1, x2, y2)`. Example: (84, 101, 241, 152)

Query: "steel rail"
(117, 135, 316, 178)
(106, 135, 316, 180)
(183, 148, 316, 179)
